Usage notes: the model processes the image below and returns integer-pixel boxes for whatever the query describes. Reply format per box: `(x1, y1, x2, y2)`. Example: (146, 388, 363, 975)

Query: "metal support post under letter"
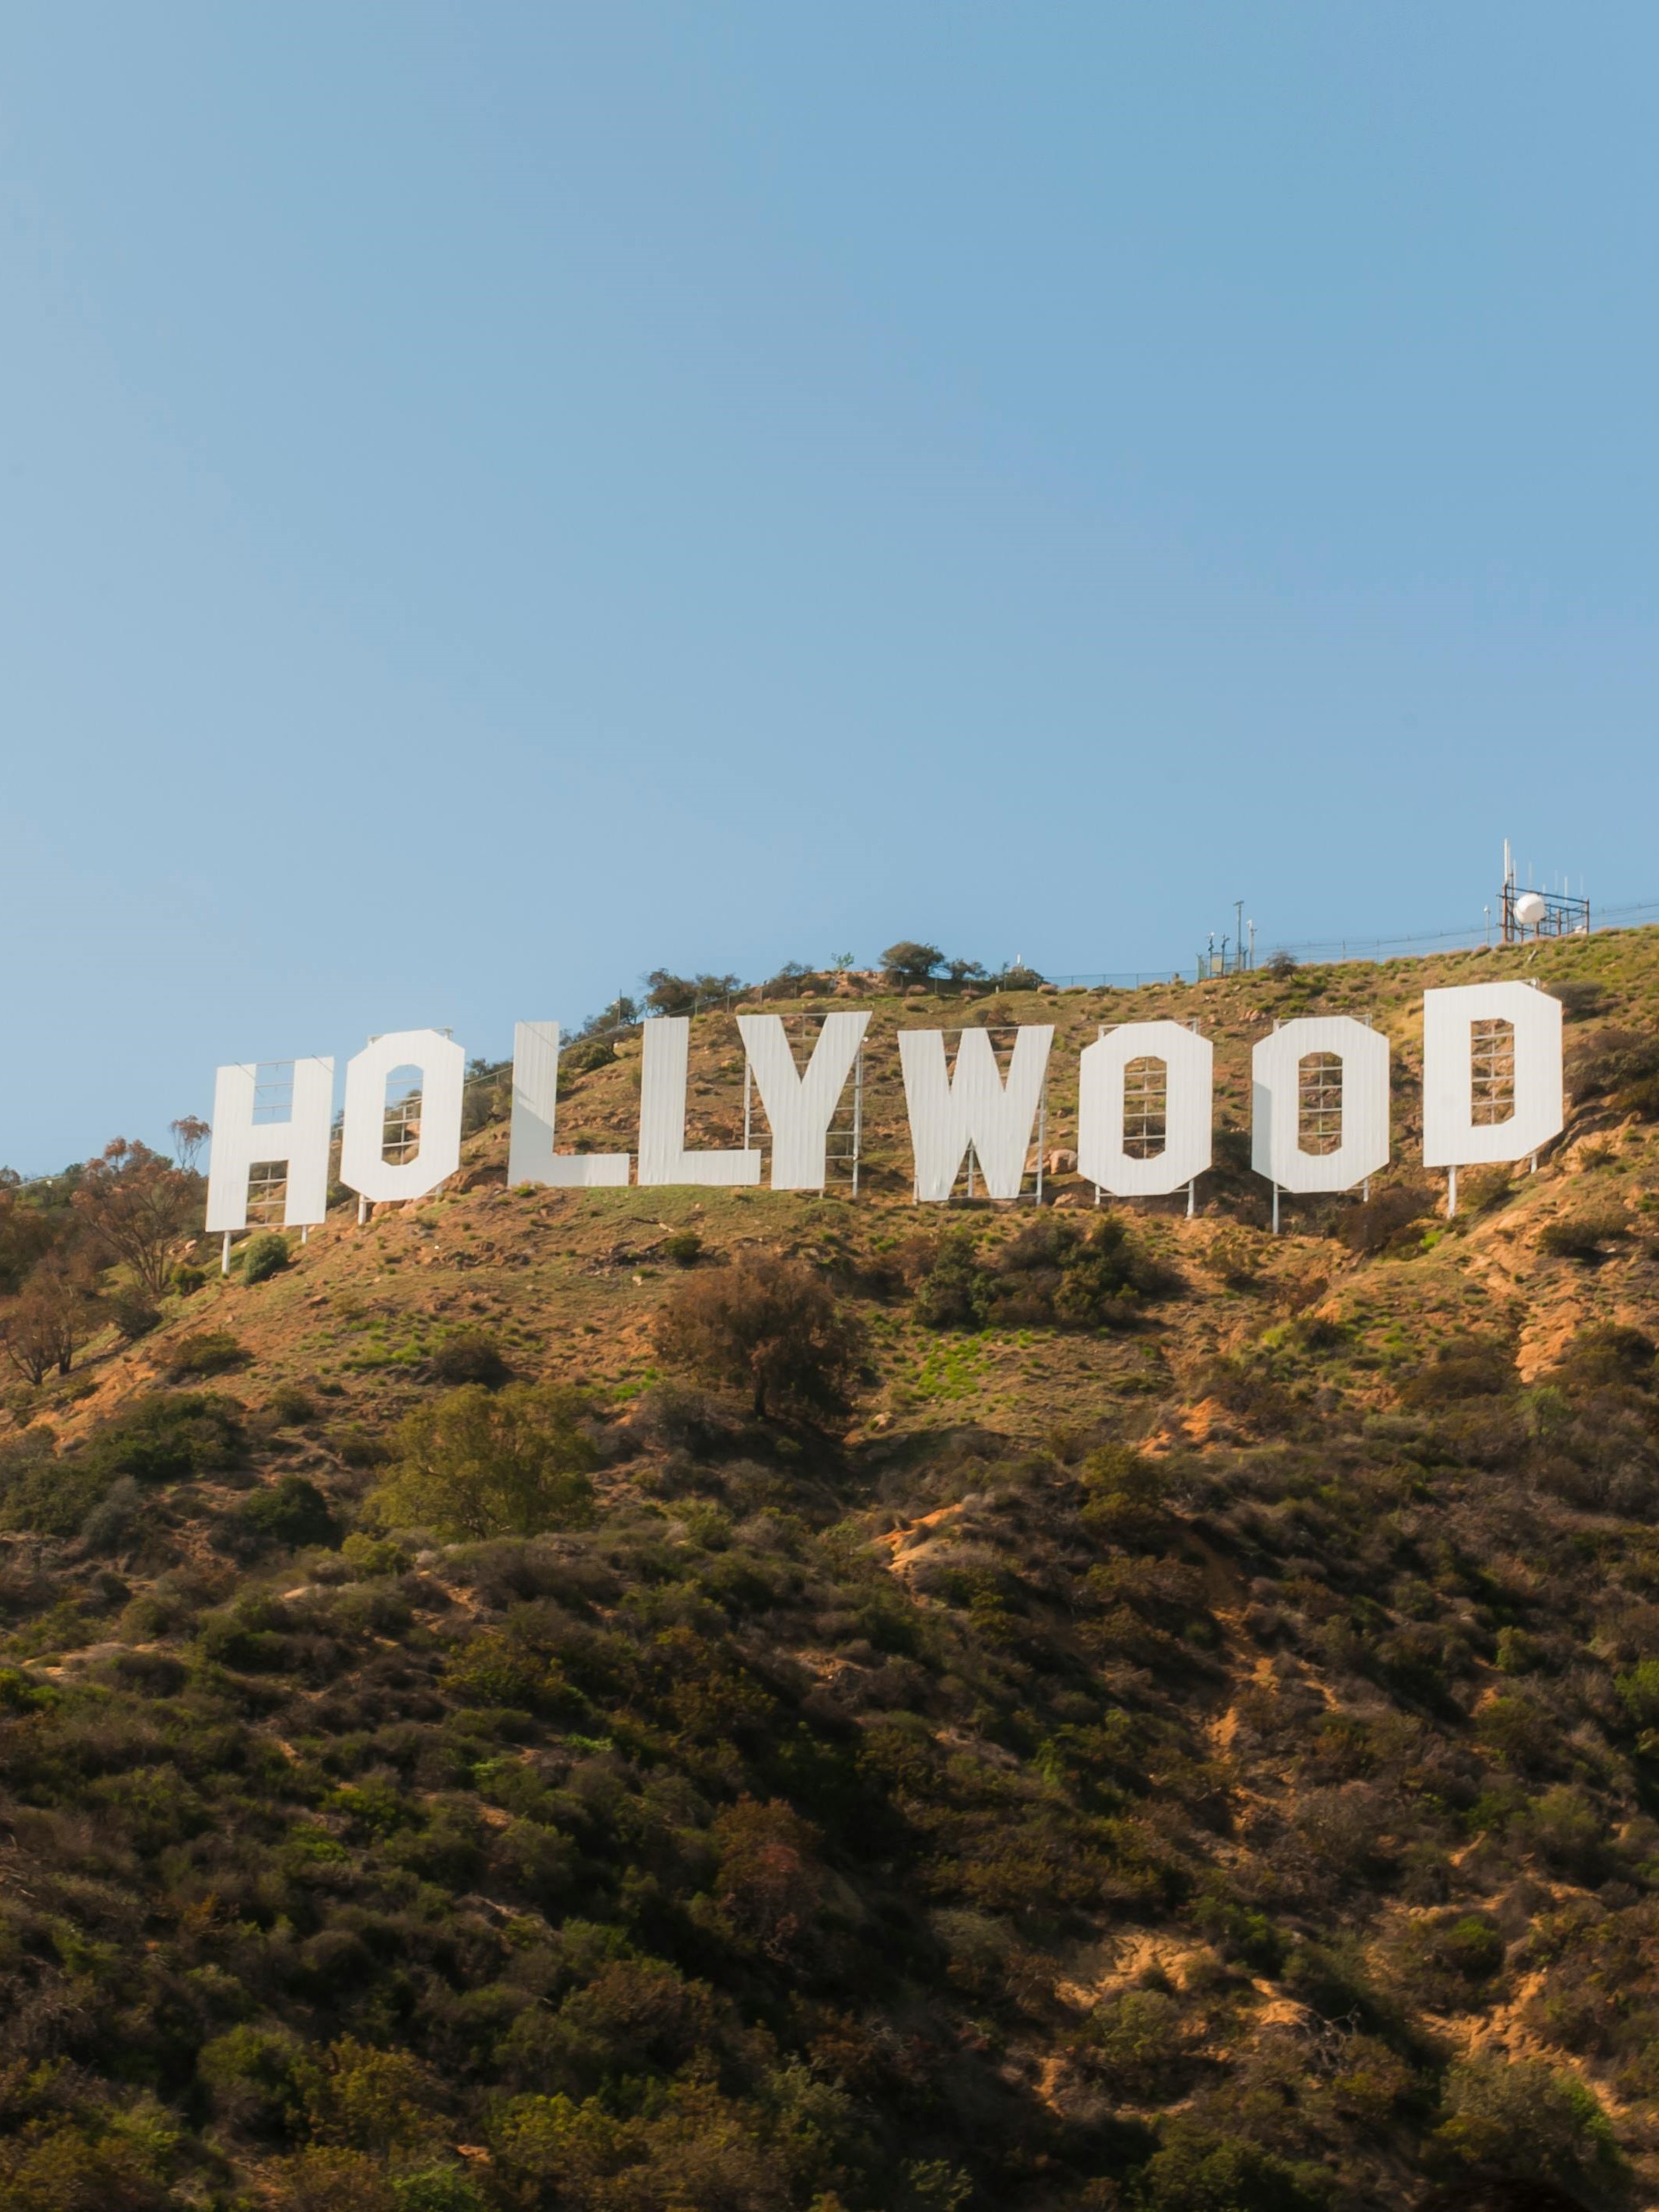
(221, 1231, 231, 1276)
(851, 1048, 864, 1198)
(1271, 1184, 1280, 1236)
(1187, 1178, 1196, 1219)
(1446, 1166, 1459, 1219)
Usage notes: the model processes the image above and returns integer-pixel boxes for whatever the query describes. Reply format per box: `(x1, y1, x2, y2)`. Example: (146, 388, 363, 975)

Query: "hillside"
(6, 932, 1659, 2210)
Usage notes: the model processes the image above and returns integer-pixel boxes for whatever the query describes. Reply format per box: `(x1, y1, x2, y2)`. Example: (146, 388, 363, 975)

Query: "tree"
(654, 1252, 865, 1420)
(1, 1257, 95, 1383)
(944, 958, 989, 986)
(169, 1115, 211, 1173)
(0, 1178, 56, 1297)
(374, 1383, 598, 1539)
(580, 994, 640, 1037)
(71, 1139, 197, 1296)
(880, 942, 944, 985)
(643, 969, 745, 1017)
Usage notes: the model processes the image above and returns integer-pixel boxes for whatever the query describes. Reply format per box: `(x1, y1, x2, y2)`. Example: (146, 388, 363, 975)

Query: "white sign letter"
(206, 1058, 335, 1232)
(1078, 1021, 1212, 1196)
(1252, 1017, 1389, 1193)
(339, 1028, 465, 1205)
(508, 1022, 630, 1188)
(736, 1011, 869, 1191)
(898, 1024, 1053, 1202)
(637, 1017, 761, 1188)
(1423, 982, 1562, 1167)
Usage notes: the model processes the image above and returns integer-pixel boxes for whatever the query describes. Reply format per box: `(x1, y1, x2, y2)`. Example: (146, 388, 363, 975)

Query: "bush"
(239, 1231, 290, 1285)
(372, 1383, 599, 1539)
(560, 1037, 616, 1078)
(662, 1229, 703, 1267)
(1538, 1211, 1630, 1261)
(270, 1382, 318, 1423)
(428, 1327, 511, 1388)
(1334, 1181, 1433, 1256)
(1570, 1025, 1659, 1116)
(913, 1216, 1177, 1333)
(336, 1424, 391, 1467)
(1617, 1657, 1659, 1728)
(1136, 2120, 1327, 2211)
(107, 1291, 161, 1341)
(1397, 1339, 1514, 1407)
(215, 1474, 339, 1557)
(1433, 2055, 1624, 2193)
(654, 1253, 865, 1420)
(167, 1330, 250, 1379)
(170, 1263, 207, 1296)
(1553, 1323, 1657, 1393)
(85, 1391, 245, 1484)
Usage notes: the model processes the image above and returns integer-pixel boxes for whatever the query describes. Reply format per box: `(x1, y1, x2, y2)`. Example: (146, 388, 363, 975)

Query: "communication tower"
(1499, 840, 1589, 945)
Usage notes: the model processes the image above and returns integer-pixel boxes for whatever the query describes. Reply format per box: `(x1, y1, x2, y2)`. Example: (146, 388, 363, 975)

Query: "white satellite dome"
(1515, 890, 1549, 928)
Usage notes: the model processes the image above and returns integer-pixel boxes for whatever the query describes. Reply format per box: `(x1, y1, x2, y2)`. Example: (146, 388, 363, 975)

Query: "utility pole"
(1234, 900, 1244, 973)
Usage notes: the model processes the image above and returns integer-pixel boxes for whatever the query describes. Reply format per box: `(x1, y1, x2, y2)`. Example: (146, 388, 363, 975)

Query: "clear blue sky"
(3, 4, 1656, 1170)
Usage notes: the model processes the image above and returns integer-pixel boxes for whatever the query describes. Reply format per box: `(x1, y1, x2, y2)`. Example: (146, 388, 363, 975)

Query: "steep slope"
(4, 934, 1659, 2210)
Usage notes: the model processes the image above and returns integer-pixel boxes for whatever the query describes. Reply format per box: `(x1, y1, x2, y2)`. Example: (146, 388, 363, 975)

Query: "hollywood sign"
(205, 982, 1562, 1236)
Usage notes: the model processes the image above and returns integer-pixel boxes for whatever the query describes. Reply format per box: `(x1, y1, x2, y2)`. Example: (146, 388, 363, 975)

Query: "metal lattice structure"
(1121, 1056, 1168, 1160)
(1470, 1017, 1516, 1126)
(1296, 1052, 1344, 1156)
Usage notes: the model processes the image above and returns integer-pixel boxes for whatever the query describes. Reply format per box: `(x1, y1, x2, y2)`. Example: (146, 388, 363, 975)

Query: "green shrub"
(239, 1230, 290, 1285)
(372, 1382, 598, 1539)
(269, 1382, 317, 1423)
(198, 2022, 304, 2135)
(336, 1423, 391, 1467)
(170, 1263, 207, 1296)
(86, 1392, 245, 1483)
(560, 1036, 617, 1078)
(214, 1473, 339, 1557)
(662, 1229, 704, 1267)
(1433, 2055, 1624, 2192)
(1137, 2120, 1330, 2211)
(914, 1214, 1177, 1333)
(428, 1326, 511, 1388)
(1078, 1986, 1188, 2095)
(167, 1330, 250, 1379)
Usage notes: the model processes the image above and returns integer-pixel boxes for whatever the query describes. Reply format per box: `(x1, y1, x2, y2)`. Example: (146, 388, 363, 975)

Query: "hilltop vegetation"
(5, 935, 1659, 2207)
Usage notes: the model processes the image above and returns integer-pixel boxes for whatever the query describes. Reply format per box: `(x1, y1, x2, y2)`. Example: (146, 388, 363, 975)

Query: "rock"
(450, 1164, 506, 1193)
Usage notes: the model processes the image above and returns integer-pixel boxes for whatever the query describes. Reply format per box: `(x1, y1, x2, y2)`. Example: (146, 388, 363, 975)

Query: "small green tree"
(880, 941, 944, 986)
(374, 1383, 598, 1539)
(654, 1254, 864, 1421)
